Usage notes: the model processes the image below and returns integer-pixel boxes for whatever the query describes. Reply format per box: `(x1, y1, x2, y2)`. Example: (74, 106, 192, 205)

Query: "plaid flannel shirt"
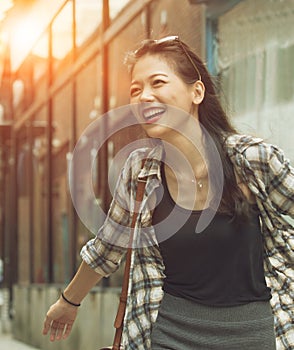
(81, 134, 294, 350)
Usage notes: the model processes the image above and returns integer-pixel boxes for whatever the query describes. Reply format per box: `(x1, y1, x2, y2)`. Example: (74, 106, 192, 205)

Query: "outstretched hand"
(42, 298, 78, 341)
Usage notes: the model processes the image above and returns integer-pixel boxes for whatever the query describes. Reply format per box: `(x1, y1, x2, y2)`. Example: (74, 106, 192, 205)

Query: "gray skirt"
(151, 293, 276, 350)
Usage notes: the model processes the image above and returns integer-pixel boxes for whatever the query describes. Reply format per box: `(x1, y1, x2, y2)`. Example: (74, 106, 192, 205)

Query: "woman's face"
(129, 54, 198, 139)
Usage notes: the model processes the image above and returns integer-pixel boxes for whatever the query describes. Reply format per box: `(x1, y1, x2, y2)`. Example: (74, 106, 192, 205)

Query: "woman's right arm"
(42, 150, 142, 342)
(42, 261, 103, 342)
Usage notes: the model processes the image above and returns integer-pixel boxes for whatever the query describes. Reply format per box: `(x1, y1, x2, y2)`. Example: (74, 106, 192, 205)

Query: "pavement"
(0, 333, 41, 349)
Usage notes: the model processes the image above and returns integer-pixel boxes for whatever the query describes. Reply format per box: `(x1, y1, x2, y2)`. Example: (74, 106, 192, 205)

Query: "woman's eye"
(130, 88, 141, 97)
(153, 79, 165, 86)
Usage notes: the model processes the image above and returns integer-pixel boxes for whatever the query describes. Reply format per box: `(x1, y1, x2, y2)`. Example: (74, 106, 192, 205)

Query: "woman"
(43, 36, 294, 349)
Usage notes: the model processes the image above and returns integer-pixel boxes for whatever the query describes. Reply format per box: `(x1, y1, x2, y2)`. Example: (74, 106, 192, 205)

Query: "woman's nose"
(139, 87, 155, 102)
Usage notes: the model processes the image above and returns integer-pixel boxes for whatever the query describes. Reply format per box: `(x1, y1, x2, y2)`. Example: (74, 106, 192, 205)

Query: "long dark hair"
(125, 37, 252, 221)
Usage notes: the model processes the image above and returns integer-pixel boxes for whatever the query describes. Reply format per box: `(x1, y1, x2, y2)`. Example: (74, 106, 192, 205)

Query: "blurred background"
(0, 0, 293, 349)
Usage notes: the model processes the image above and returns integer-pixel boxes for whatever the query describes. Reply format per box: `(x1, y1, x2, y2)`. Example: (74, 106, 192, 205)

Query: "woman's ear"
(192, 80, 205, 105)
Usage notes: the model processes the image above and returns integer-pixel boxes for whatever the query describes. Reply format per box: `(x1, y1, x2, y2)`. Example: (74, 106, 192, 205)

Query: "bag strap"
(112, 168, 147, 350)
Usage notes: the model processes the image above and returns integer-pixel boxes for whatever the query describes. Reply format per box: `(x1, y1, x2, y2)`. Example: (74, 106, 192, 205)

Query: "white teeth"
(143, 108, 165, 119)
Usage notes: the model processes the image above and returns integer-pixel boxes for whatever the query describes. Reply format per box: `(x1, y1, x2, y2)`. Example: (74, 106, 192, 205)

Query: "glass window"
(12, 79, 24, 108)
(276, 44, 294, 103)
(52, 1, 73, 60)
(75, 0, 102, 47)
(31, 31, 49, 82)
(217, 0, 294, 161)
(109, 0, 131, 20)
(7, 1, 69, 71)
(74, 0, 132, 47)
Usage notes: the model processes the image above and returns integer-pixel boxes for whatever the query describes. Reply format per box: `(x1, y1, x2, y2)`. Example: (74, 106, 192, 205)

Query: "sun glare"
(0, 0, 14, 22)
(10, 18, 42, 71)
(3, 0, 133, 71)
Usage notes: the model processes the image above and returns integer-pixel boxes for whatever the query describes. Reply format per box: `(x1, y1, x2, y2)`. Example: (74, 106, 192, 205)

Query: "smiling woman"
(42, 36, 294, 350)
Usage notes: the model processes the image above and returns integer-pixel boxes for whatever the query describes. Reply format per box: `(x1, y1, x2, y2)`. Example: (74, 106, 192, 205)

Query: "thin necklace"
(163, 163, 205, 190)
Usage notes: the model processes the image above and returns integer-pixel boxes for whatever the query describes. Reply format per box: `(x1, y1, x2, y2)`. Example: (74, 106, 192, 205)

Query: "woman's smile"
(142, 105, 166, 123)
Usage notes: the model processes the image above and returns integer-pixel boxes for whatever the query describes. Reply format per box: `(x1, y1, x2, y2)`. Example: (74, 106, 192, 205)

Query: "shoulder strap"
(112, 167, 147, 350)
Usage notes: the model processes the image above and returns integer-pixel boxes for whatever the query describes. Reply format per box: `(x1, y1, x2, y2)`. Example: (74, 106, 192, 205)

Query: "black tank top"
(152, 164, 271, 306)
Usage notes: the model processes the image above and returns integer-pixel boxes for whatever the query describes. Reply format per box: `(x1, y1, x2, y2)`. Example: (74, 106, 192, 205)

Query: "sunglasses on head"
(143, 35, 202, 81)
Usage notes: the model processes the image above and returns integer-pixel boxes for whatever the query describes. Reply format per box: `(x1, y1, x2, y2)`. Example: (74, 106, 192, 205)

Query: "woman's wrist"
(61, 292, 81, 307)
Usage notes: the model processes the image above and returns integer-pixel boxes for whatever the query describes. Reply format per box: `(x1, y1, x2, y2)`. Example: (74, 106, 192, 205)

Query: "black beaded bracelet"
(61, 292, 81, 307)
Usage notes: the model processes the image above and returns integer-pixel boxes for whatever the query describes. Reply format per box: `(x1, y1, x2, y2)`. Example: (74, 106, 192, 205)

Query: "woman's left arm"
(267, 144, 294, 217)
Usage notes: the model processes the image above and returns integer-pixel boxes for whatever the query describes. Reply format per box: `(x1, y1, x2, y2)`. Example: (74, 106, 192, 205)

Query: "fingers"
(42, 316, 52, 335)
(49, 321, 59, 341)
(49, 321, 65, 341)
(43, 317, 73, 341)
(55, 322, 66, 341)
(63, 323, 73, 339)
